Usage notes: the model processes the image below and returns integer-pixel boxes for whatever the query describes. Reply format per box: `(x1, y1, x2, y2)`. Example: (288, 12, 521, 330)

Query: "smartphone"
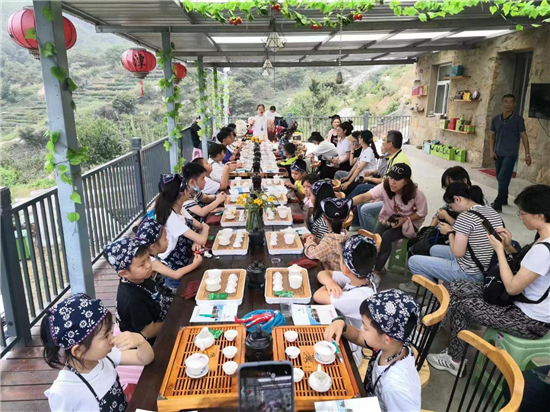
(238, 361, 294, 412)
(482, 220, 502, 242)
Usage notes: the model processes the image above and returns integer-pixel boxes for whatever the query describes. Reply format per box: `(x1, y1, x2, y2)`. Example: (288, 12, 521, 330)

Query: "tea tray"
(265, 231, 304, 255)
(196, 269, 246, 306)
(220, 209, 247, 227)
(263, 210, 293, 226)
(212, 232, 249, 256)
(265, 267, 311, 304)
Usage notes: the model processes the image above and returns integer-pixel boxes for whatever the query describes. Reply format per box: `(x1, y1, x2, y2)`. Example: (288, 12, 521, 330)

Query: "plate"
(185, 365, 209, 379)
(314, 352, 335, 365)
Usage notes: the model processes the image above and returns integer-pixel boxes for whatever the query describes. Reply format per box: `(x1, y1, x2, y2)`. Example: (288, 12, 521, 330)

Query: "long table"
(127, 205, 367, 411)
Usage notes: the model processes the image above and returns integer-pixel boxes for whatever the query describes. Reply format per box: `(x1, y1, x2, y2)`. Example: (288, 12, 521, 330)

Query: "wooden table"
(127, 204, 367, 411)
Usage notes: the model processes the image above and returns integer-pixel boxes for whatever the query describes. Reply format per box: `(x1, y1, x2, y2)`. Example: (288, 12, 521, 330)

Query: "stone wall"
(409, 26, 550, 184)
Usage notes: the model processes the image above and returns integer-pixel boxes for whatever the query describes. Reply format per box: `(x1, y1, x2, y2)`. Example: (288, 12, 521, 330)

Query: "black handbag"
(408, 226, 447, 256)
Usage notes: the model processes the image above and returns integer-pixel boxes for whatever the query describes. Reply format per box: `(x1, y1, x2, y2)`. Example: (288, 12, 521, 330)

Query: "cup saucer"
(185, 365, 209, 379)
(314, 352, 335, 365)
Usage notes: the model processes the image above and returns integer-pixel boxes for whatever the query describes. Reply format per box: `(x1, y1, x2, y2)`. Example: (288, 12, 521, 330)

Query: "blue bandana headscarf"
(291, 161, 306, 174)
(321, 197, 352, 220)
(363, 289, 420, 342)
(47, 293, 108, 349)
(342, 235, 377, 279)
(160, 174, 187, 194)
(135, 218, 163, 245)
(311, 179, 332, 196)
(104, 237, 149, 272)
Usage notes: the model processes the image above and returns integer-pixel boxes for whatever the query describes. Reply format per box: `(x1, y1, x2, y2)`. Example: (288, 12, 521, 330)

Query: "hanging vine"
(30, 6, 88, 222)
(211, 69, 223, 131)
(196, 61, 210, 142)
(157, 43, 186, 172)
(181, 1, 550, 31)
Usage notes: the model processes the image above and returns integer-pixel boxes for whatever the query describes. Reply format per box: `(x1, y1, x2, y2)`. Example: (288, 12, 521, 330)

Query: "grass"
(10, 179, 56, 200)
(0, 131, 18, 142)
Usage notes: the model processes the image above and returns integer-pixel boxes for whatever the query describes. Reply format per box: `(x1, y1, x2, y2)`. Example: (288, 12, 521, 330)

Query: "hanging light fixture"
(335, 18, 343, 84)
(262, 17, 286, 52)
(262, 52, 274, 77)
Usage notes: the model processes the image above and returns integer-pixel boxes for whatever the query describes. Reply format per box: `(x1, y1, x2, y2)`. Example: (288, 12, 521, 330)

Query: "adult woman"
(335, 130, 380, 196)
(352, 164, 427, 287)
(427, 184, 550, 377)
(408, 182, 503, 284)
(348, 131, 362, 168)
(249, 104, 268, 140)
(320, 121, 353, 179)
(306, 179, 336, 239)
(327, 115, 341, 145)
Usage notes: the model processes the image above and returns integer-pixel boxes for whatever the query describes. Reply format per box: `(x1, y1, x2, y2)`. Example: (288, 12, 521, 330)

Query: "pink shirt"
(368, 183, 428, 228)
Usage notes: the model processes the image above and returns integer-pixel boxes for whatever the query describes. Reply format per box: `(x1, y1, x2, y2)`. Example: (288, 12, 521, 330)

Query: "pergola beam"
(173, 44, 473, 58)
(202, 59, 416, 68)
(94, 18, 533, 34)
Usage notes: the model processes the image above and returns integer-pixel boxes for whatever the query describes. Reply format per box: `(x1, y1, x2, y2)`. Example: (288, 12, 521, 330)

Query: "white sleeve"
(166, 213, 191, 238)
(521, 243, 550, 276)
(46, 387, 97, 412)
(330, 271, 350, 287)
(210, 165, 222, 183)
(47, 390, 76, 412)
(203, 178, 220, 195)
(380, 385, 420, 412)
(107, 346, 122, 367)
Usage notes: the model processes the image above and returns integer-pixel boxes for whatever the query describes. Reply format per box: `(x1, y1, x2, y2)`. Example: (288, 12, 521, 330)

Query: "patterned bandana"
(160, 174, 187, 194)
(290, 161, 306, 174)
(363, 289, 420, 342)
(311, 179, 332, 196)
(321, 197, 352, 220)
(104, 237, 149, 272)
(135, 218, 162, 244)
(47, 293, 108, 349)
(342, 235, 377, 278)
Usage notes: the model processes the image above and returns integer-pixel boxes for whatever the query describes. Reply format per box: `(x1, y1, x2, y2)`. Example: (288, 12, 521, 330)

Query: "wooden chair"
(408, 275, 450, 388)
(358, 229, 382, 251)
(332, 179, 342, 191)
(343, 211, 353, 229)
(335, 191, 345, 199)
(423, 330, 524, 412)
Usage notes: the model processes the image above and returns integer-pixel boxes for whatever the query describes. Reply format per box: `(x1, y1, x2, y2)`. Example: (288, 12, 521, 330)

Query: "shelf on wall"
(445, 76, 471, 80)
(453, 99, 481, 102)
(435, 127, 476, 135)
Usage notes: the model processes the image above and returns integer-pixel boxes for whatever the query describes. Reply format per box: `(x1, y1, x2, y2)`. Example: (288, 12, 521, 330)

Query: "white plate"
(314, 352, 335, 365)
(185, 365, 209, 379)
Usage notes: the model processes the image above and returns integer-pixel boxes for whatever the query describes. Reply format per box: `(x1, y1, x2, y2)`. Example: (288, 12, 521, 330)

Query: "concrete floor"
(375, 146, 537, 411)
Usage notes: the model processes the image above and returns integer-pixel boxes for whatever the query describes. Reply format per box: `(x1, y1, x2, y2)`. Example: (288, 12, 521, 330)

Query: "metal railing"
(0, 130, 183, 357)
(228, 112, 410, 142)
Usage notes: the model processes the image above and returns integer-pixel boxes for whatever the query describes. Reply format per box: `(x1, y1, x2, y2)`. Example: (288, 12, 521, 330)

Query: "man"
(190, 116, 201, 149)
(351, 130, 411, 232)
(489, 94, 531, 212)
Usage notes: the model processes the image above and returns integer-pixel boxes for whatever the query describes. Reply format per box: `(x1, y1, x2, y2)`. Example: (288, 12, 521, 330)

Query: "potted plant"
(236, 190, 277, 245)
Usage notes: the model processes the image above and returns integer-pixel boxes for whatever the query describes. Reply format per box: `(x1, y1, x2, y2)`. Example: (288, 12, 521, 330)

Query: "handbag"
(408, 226, 447, 256)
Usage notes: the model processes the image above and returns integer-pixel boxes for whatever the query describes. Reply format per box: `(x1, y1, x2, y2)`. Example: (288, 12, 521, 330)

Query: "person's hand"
(487, 233, 505, 254)
(491, 151, 498, 160)
(216, 192, 227, 204)
(302, 234, 316, 243)
(525, 155, 532, 166)
(192, 254, 203, 268)
(324, 319, 345, 343)
(379, 218, 388, 226)
(341, 182, 349, 191)
(110, 331, 145, 351)
(495, 227, 513, 248)
(201, 222, 210, 231)
(235, 161, 243, 169)
(284, 181, 296, 190)
(192, 243, 201, 252)
(438, 222, 453, 235)
(391, 216, 408, 228)
(340, 176, 349, 183)
(437, 208, 450, 221)
(325, 281, 343, 298)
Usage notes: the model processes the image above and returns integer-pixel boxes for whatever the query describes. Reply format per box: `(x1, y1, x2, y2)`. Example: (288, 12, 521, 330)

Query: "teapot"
(246, 260, 266, 290)
(308, 364, 332, 392)
(245, 324, 273, 362)
(194, 327, 215, 351)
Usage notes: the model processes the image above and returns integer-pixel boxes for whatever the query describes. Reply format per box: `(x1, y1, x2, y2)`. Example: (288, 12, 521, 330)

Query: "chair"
(358, 229, 382, 251)
(343, 211, 353, 229)
(387, 238, 409, 273)
(332, 179, 342, 192)
(192, 148, 202, 160)
(423, 330, 524, 412)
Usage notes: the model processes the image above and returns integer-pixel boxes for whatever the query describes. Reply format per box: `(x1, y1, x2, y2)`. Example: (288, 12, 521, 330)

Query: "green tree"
(76, 117, 126, 166)
(112, 92, 137, 114)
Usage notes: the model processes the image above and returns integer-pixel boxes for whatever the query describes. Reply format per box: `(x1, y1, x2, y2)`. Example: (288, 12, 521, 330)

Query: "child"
(303, 197, 351, 270)
(277, 142, 298, 177)
(43, 293, 154, 411)
(135, 217, 202, 286)
(182, 161, 227, 222)
(307, 179, 335, 239)
(284, 159, 308, 202)
(105, 237, 174, 341)
(325, 289, 421, 412)
(191, 157, 230, 194)
(313, 234, 377, 330)
(217, 128, 239, 163)
(155, 174, 209, 290)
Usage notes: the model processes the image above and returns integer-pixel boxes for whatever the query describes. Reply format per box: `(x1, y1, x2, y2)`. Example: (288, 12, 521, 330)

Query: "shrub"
(76, 117, 127, 167)
(0, 167, 18, 187)
(17, 126, 49, 147)
(112, 92, 137, 114)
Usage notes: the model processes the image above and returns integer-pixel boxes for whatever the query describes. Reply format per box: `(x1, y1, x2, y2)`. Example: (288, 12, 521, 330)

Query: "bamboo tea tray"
(262, 178, 288, 187)
(212, 232, 249, 256)
(263, 210, 293, 226)
(220, 209, 247, 227)
(265, 267, 311, 304)
(229, 179, 252, 188)
(157, 324, 246, 412)
(196, 269, 246, 306)
(265, 231, 304, 255)
(272, 325, 361, 410)
(224, 196, 245, 208)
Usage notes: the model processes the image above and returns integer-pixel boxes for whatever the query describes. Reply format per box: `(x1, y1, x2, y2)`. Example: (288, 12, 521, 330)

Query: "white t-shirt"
(371, 350, 421, 412)
(515, 238, 550, 323)
(357, 146, 378, 175)
(265, 111, 281, 122)
(45, 347, 122, 412)
(203, 176, 220, 195)
(336, 137, 352, 163)
(329, 271, 375, 330)
(252, 114, 268, 139)
(158, 209, 193, 259)
(312, 141, 338, 161)
(208, 158, 224, 183)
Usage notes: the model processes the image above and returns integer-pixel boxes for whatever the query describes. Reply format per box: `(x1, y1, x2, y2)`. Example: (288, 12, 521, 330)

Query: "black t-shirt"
(190, 121, 201, 149)
(353, 147, 362, 160)
(116, 277, 164, 334)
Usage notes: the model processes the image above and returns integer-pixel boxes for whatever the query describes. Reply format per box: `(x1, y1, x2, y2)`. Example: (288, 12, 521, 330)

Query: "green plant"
(0, 167, 18, 187)
(75, 117, 126, 166)
(112, 92, 137, 114)
(196, 60, 210, 142)
(235, 190, 277, 232)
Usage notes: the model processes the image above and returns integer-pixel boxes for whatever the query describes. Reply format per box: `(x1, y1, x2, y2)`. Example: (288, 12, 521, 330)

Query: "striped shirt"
(308, 214, 329, 239)
(453, 205, 504, 274)
(183, 192, 205, 223)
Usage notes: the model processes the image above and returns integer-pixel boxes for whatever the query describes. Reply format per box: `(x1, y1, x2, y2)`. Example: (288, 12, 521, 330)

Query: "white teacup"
(289, 274, 303, 290)
(233, 241, 242, 248)
(228, 273, 239, 282)
(293, 367, 305, 383)
(209, 269, 222, 279)
(284, 330, 298, 343)
(288, 264, 302, 277)
(230, 194, 239, 202)
(314, 341, 336, 363)
(284, 233, 295, 245)
(185, 353, 209, 376)
(277, 206, 288, 219)
(222, 361, 238, 376)
(273, 272, 283, 282)
(273, 283, 284, 293)
(219, 236, 231, 246)
(308, 365, 332, 392)
(206, 279, 221, 292)
(223, 346, 238, 359)
(224, 330, 238, 341)
(221, 229, 233, 238)
(285, 346, 300, 359)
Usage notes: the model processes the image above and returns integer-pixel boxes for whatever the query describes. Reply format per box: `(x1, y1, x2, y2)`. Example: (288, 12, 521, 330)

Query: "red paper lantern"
(7, 7, 77, 59)
(172, 63, 187, 84)
(121, 48, 157, 80)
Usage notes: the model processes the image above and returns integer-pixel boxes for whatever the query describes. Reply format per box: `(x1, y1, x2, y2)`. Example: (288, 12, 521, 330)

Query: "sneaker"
(427, 350, 467, 377)
(371, 273, 382, 290)
(490, 202, 502, 213)
(399, 280, 418, 293)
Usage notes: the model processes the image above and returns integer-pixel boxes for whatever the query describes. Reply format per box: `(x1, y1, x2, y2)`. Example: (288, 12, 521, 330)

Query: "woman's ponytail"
(41, 315, 63, 369)
(154, 175, 182, 225)
(467, 185, 485, 205)
(330, 216, 344, 234)
(443, 182, 485, 205)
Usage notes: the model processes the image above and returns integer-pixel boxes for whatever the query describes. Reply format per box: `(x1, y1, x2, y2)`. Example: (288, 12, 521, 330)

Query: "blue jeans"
(494, 155, 517, 206)
(358, 201, 383, 232)
(407, 245, 484, 283)
(348, 183, 376, 199)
